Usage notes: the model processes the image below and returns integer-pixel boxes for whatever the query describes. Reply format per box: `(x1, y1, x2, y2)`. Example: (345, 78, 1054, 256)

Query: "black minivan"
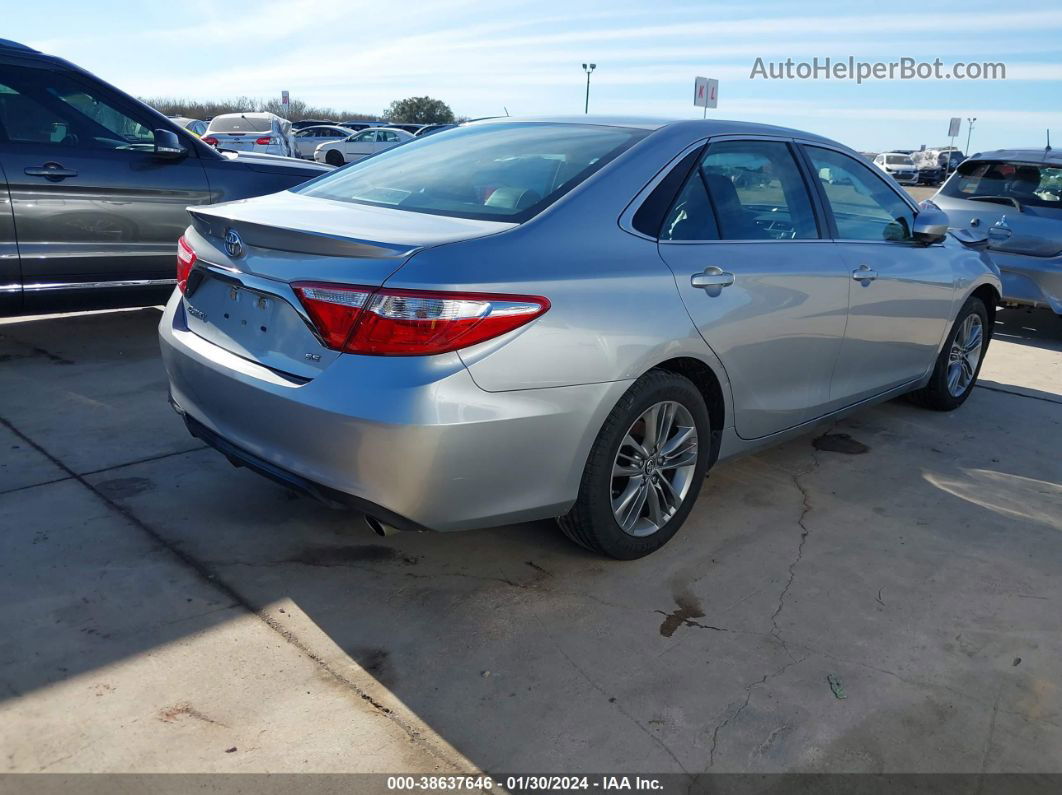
(0, 39, 331, 316)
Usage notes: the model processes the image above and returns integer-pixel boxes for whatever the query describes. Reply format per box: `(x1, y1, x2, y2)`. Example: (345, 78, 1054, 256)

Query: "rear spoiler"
(188, 207, 417, 259)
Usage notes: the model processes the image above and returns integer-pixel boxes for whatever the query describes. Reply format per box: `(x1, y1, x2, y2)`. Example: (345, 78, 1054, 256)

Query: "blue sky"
(9, 0, 1062, 153)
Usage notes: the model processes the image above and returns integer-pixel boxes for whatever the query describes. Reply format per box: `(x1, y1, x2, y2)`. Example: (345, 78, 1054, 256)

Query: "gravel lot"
(1, 296, 1060, 775)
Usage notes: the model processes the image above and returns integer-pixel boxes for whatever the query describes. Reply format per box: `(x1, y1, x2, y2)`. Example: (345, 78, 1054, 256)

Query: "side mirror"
(912, 201, 949, 245)
(154, 128, 187, 160)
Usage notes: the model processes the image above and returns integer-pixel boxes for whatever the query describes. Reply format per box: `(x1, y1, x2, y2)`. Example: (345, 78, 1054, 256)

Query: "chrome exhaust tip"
(364, 515, 400, 537)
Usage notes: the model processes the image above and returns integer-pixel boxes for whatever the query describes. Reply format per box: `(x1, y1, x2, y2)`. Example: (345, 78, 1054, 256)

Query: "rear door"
(800, 144, 954, 406)
(0, 63, 210, 301)
(378, 130, 402, 152)
(0, 158, 19, 314)
(656, 137, 851, 439)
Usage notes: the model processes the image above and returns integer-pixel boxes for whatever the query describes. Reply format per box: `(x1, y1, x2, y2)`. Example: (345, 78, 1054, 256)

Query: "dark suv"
(0, 39, 331, 316)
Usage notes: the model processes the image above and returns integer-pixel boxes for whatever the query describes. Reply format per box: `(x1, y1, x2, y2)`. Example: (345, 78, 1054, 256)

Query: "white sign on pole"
(948, 117, 961, 138)
(281, 90, 290, 106)
(694, 77, 719, 109)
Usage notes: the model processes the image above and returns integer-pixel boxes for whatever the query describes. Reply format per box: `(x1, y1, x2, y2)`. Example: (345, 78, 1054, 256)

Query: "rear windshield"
(940, 160, 1062, 209)
(207, 115, 272, 133)
(294, 122, 649, 222)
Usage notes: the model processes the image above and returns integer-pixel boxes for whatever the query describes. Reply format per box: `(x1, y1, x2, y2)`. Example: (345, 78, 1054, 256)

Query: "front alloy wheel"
(947, 313, 983, 397)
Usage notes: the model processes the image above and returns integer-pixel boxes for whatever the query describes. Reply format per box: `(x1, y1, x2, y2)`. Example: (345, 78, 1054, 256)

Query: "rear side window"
(701, 141, 818, 240)
(804, 146, 915, 241)
(661, 166, 719, 241)
(661, 139, 818, 241)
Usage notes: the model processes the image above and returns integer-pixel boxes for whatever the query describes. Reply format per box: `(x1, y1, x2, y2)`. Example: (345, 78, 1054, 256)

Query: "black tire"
(908, 296, 990, 411)
(557, 370, 712, 559)
(326, 150, 345, 166)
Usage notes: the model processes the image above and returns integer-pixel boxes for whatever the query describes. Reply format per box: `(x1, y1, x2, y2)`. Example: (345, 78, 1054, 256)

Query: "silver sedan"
(160, 118, 1001, 559)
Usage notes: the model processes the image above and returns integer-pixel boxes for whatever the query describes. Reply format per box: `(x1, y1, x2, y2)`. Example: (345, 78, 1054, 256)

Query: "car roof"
(212, 111, 279, 120)
(466, 115, 839, 144)
(967, 148, 1062, 166)
(0, 38, 38, 53)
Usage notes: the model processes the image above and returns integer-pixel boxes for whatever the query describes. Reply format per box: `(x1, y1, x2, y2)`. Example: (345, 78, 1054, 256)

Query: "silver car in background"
(292, 124, 356, 159)
(873, 151, 920, 185)
(160, 118, 1000, 559)
(314, 127, 414, 165)
(932, 148, 1062, 316)
(203, 112, 296, 158)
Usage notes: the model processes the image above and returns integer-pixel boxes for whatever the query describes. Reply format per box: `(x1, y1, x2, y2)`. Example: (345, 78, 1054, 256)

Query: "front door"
(0, 63, 210, 301)
(801, 145, 955, 407)
(656, 138, 850, 439)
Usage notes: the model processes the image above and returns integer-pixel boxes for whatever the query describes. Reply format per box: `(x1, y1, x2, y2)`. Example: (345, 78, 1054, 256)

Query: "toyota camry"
(160, 118, 1000, 558)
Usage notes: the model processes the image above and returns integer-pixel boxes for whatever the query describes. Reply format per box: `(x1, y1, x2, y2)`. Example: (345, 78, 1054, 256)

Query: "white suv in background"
(203, 112, 297, 158)
(874, 152, 919, 185)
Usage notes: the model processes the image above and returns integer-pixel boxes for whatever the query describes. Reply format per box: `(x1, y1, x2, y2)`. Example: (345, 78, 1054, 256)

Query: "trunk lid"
(181, 192, 514, 378)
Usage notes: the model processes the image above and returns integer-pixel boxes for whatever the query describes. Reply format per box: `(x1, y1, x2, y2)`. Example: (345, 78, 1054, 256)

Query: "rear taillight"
(176, 235, 197, 294)
(202, 135, 219, 146)
(293, 283, 549, 356)
(255, 136, 277, 145)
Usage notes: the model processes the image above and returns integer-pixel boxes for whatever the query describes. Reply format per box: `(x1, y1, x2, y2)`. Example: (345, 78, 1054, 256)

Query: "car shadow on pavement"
(992, 307, 1062, 352)
(2, 307, 1062, 773)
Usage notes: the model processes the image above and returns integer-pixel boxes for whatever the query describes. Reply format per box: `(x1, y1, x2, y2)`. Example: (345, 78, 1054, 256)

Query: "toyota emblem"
(224, 228, 243, 258)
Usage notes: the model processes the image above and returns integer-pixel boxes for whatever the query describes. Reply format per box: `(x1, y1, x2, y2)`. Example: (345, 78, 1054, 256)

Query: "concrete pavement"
(0, 305, 1059, 775)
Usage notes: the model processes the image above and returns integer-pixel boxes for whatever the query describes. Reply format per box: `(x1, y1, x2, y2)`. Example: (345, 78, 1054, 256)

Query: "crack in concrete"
(704, 654, 807, 771)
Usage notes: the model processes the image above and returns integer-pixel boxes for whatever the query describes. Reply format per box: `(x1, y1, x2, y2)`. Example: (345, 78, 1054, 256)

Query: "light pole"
(965, 117, 977, 155)
(582, 63, 596, 114)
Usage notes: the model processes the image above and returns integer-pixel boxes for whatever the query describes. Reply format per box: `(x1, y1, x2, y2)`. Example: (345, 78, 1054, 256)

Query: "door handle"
(25, 163, 78, 181)
(851, 264, 878, 283)
(691, 267, 735, 289)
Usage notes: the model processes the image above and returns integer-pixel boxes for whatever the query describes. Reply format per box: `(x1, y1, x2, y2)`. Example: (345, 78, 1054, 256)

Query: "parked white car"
(873, 152, 919, 186)
(292, 125, 357, 159)
(314, 127, 414, 165)
(203, 112, 296, 158)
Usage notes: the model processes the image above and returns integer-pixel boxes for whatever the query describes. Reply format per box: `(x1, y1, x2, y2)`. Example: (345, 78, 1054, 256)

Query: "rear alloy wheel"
(558, 370, 711, 559)
(909, 296, 990, 411)
(326, 150, 345, 166)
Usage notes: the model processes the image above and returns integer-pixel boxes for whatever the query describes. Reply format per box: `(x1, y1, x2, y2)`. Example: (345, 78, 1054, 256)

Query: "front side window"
(805, 146, 915, 241)
(296, 122, 648, 222)
(0, 67, 154, 150)
(940, 160, 1062, 210)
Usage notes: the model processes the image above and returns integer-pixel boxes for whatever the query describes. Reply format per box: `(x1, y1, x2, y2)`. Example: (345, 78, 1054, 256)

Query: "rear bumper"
(990, 250, 1062, 313)
(159, 294, 629, 531)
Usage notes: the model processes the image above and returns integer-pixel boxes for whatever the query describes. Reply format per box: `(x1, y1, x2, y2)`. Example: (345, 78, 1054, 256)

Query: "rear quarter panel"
(377, 123, 733, 397)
